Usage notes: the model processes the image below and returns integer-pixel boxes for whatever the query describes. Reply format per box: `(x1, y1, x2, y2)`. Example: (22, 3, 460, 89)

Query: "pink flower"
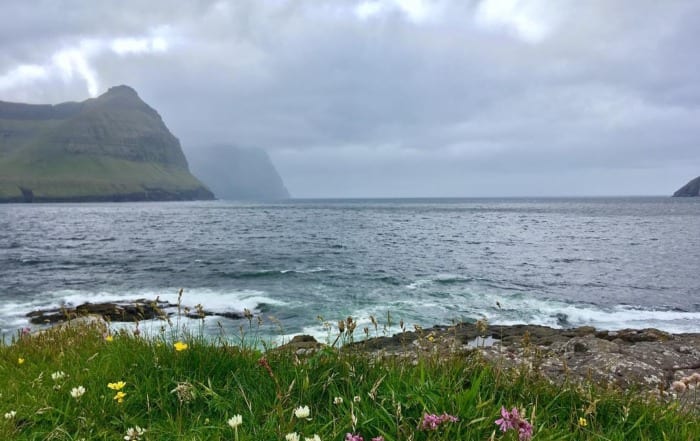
(420, 412, 459, 430)
(371, 437, 384, 441)
(518, 420, 533, 441)
(345, 434, 363, 441)
(495, 407, 533, 441)
(495, 406, 516, 432)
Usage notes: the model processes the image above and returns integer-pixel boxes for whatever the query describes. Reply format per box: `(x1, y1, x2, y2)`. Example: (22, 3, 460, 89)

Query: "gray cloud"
(1, 0, 699, 196)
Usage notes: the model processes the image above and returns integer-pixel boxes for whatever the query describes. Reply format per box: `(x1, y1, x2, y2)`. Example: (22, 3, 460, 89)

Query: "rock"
(673, 176, 700, 197)
(342, 322, 700, 398)
(26, 298, 174, 324)
(276, 335, 325, 354)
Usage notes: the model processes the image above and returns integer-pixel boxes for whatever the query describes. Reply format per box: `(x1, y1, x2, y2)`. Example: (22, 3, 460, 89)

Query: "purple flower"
(421, 413, 442, 430)
(345, 434, 364, 441)
(518, 420, 533, 441)
(495, 406, 533, 441)
(421, 412, 459, 430)
(495, 407, 515, 432)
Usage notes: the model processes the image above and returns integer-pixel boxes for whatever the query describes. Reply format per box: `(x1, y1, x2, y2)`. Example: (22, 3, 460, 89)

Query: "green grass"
(0, 319, 698, 441)
(0, 155, 207, 199)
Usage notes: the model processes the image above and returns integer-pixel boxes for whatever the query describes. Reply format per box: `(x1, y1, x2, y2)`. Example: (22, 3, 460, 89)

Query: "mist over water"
(1, 198, 699, 340)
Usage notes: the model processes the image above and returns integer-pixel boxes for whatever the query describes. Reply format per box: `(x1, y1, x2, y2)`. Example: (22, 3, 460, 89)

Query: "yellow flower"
(174, 341, 188, 352)
(113, 391, 126, 403)
(17, 358, 25, 365)
(105, 335, 114, 342)
(107, 381, 126, 390)
(578, 417, 588, 427)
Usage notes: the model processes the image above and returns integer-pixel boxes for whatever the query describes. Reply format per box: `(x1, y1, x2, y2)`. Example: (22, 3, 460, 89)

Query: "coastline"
(293, 322, 700, 401)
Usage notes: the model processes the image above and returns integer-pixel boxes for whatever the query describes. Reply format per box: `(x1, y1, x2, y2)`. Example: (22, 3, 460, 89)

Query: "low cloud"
(1, 0, 699, 196)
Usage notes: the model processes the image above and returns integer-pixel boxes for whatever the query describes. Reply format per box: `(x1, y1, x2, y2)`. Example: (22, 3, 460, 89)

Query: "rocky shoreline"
(25, 299, 700, 405)
(285, 322, 700, 405)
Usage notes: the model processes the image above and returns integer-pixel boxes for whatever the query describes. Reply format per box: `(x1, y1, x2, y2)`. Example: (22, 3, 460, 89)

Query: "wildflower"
(578, 417, 587, 427)
(305, 436, 321, 441)
(371, 437, 385, 441)
(345, 434, 363, 441)
(124, 425, 146, 441)
(70, 386, 86, 399)
(294, 405, 311, 419)
(495, 407, 533, 441)
(173, 341, 188, 351)
(420, 413, 459, 431)
(333, 396, 344, 405)
(171, 382, 195, 403)
(227, 414, 243, 429)
(495, 406, 517, 432)
(51, 371, 66, 381)
(4, 410, 16, 420)
(108, 381, 126, 391)
(285, 432, 300, 441)
(353, 395, 361, 403)
(17, 357, 25, 365)
(114, 391, 126, 403)
(105, 335, 114, 342)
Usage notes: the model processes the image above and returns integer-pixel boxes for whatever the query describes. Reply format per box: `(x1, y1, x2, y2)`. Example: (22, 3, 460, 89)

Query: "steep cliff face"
(673, 176, 700, 197)
(0, 85, 213, 202)
(187, 145, 290, 201)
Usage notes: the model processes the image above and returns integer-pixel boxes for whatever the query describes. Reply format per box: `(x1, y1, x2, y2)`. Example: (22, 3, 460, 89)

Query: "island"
(673, 176, 700, 197)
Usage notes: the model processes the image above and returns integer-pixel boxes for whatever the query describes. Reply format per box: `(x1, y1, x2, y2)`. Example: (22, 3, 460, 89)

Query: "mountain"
(186, 145, 290, 201)
(0, 85, 213, 202)
(673, 176, 700, 197)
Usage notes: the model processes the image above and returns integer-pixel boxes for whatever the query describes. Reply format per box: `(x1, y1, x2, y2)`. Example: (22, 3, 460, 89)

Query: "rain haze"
(1, 0, 699, 198)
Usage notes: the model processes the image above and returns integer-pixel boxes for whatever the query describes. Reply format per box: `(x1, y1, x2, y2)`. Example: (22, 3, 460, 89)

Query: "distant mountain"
(0, 85, 213, 202)
(187, 145, 290, 201)
(673, 176, 700, 197)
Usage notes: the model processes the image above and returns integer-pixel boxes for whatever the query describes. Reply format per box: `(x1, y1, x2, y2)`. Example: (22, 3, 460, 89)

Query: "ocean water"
(1, 197, 700, 342)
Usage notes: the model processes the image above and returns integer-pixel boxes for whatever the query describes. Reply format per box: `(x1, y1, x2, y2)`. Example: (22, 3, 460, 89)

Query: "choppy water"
(1, 197, 699, 341)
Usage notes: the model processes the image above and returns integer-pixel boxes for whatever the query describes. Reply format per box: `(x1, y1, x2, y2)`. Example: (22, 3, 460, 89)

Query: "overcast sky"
(1, 0, 699, 197)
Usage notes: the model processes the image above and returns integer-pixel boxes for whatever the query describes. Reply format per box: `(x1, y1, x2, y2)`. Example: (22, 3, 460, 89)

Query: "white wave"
(0, 287, 288, 334)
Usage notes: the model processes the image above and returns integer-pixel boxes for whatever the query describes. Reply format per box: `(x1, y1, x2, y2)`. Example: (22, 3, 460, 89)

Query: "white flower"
(124, 425, 146, 441)
(285, 432, 300, 441)
(51, 371, 66, 381)
(228, 414, 243, 429)
(353, 395, 361, 403)
(294, 405, 311, 419)
(70, 386, 86, 399)
(305, 435, 322, 441)
(4, 410, 16, 420)
(333, 396, 343, 405)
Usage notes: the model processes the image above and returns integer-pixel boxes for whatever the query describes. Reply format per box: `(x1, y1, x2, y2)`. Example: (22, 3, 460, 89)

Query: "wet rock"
(26, 299, 174, 324)
(276, 335, 325, 354)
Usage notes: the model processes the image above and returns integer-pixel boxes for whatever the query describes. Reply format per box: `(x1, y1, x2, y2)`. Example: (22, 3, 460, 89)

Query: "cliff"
(673, 176, 700, 197)
(0, 85, 213, 202)
(186, 145, 290, 201)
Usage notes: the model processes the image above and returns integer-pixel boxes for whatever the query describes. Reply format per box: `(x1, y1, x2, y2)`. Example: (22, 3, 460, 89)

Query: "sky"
(1, 0, 699, 198)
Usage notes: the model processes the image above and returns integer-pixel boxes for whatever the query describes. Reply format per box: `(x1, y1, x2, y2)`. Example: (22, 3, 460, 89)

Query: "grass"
(0, 315, 698, 441)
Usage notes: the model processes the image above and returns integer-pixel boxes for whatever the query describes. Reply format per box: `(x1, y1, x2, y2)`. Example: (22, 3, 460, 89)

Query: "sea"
(1, 197, 699, 343)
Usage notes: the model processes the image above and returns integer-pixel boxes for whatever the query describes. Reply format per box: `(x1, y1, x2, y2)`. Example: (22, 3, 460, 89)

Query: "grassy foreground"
(0, 319, 698, 441)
